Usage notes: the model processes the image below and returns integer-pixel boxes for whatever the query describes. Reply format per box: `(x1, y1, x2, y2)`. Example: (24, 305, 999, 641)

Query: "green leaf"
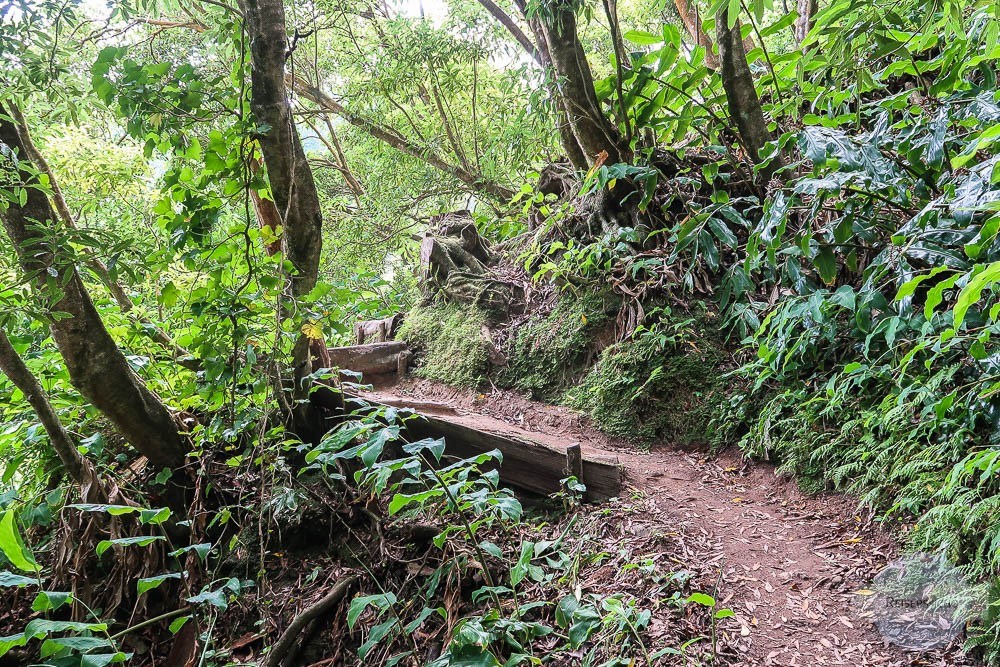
(96, 535, 165, 557)
(0, 633, 27, 657)
(925, 273, 962, 320)
(955, 262, 1000, 327)
(623, 30, 662, 45)
(686, 592, 716, 607)
(555, 595, 579, 628)
(81, 652, 130, 667)
(137, 572, 183, 596)
(139, 507, 171, 525)
(168, 543, 212, 561)
(67, 504, 140, 516)
(0, 510, 39, 573)
(895, 267, 951, 301)
(814, 247, 838, 285)
(168, 616, 191, 634)
(348, 593, 396, 629)
(0, 571, 36, 587)
(23, 618, 108, 639)
(952, 124, 1000, 169)
(31, 591, 71, 612)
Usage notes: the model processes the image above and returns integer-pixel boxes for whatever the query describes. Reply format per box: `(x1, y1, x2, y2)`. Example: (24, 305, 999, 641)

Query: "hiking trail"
(362, 378, 971, 667)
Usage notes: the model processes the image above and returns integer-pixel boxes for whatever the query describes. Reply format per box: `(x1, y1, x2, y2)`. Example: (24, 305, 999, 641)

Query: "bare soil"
(363, 378, 974, 666)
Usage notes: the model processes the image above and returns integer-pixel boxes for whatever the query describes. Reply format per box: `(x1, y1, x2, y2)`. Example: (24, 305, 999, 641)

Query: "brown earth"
(362, 378, 974, 667)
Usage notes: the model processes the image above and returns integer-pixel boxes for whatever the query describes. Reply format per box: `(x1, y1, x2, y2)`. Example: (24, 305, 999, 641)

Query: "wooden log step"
(346, 393, 622, 503)
(327, 341, 410, 379)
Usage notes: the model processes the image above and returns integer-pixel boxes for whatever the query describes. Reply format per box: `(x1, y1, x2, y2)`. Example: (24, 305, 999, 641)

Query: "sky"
(392, 0, 449, 23)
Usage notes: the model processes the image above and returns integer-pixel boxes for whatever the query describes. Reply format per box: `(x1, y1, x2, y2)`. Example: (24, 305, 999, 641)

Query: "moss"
(498, 291, 619, 399)
(566, 308, 725, 446)
(397, 302, 491, 387)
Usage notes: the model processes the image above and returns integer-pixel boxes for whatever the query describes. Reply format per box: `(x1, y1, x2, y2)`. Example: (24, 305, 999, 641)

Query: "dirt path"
(362, 379, 971, 666)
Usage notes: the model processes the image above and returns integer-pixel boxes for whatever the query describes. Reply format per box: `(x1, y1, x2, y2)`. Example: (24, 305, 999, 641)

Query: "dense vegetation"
(3, 0, 1000, 663)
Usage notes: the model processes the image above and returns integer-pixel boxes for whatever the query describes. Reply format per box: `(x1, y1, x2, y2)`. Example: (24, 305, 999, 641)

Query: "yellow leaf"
(581, 313, 588, 324)
(301, 321, 323, 340)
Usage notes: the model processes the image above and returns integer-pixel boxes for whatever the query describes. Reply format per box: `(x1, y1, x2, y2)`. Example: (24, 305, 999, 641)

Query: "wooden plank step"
(327, 341, 409, 378)
(347, 393, 622, 503)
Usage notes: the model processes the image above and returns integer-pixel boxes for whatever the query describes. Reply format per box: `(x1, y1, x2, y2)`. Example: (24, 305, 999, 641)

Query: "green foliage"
(568, 308, 724, 445)
(398, 301, 492, 387)
(302, 409, 716, 665)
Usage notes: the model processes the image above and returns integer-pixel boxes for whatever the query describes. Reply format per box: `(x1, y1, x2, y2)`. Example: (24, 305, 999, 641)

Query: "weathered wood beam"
(327, 341, 410, 379)
(346, 394, 622, 502)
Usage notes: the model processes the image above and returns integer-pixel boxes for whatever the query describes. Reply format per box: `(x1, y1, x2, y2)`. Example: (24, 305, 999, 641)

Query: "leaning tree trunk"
(9, 102, 200, 372)
(535, 1, 630, 169)
(0, 108, 188, 470)
(0, 331, 107, 502)
(244, 0, 340, 441)
(716, 8, 783, 181)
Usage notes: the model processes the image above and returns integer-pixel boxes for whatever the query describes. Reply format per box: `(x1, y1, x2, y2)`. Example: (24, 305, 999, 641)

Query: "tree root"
(263, 575, 358, 667)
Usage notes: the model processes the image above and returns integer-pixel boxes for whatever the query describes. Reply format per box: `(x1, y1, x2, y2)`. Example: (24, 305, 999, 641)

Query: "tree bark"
(476, 0, 543, 66)
(673, 0, 719, 68)
(244, 0, 343, 441)
(0, 108, 188, 470)
(794, 0, 818, 44)
(510, 0, 590, 170)
(536, 2, 630, 168)
(0, 331, 107, 501)
(9, 102, 200, 372)
(716, 9, 782, 180)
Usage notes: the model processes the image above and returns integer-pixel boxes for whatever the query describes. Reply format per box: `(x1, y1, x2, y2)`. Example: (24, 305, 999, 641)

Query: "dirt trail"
(364, 379, 972, 666)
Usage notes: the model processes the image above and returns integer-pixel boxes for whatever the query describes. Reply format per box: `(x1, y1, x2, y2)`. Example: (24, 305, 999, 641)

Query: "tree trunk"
(794, 0, 818, 44)
(673, 0, 719, 68)
(716, 9, 782, 180)
(476, 0, 543, 66)
(9, 102, 200, 372)
(0, 331, 107, 501)
(509, 0, 590, 170)
(0, 109, 188, 470)
(536, 2, 630, 169)
(244, 0, 341, 441)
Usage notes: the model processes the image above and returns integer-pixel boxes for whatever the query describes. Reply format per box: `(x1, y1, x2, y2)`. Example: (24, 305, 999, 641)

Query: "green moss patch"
(498, 291, 619, 399)
(566, 309, 724, 446)
(397, 302, 491, 387)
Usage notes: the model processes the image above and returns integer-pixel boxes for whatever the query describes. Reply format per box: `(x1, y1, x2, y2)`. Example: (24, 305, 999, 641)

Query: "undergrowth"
(0, 405, 731, 665)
